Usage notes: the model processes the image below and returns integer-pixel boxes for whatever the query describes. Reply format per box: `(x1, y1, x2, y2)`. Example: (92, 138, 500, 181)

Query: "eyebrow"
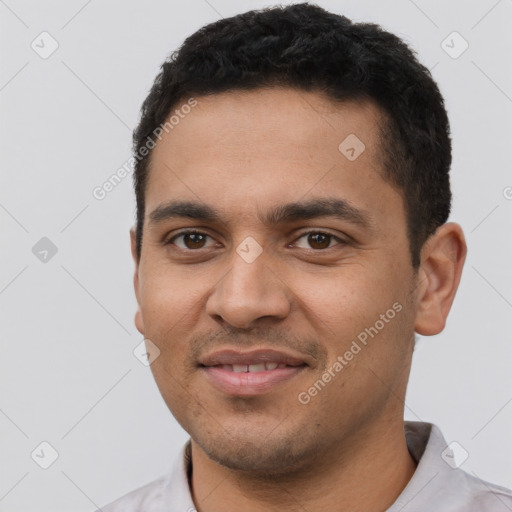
(148, 198, 373, 229)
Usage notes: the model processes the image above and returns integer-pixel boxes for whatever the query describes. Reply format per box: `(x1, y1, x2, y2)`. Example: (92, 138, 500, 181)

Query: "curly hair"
(132, 2, 451, 268)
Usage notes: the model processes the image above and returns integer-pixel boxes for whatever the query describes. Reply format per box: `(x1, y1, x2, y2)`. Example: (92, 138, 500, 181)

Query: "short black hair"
(132, 2, 451, 267)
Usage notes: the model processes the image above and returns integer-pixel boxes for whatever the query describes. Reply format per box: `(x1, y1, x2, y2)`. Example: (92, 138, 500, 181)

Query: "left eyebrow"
(261, 197, 373, 229)
(148, 197, 374, 229)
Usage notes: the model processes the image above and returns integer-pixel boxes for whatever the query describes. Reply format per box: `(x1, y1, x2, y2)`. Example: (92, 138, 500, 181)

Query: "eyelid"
(290, 229, 347, 249)
(165, 229, 217, 248)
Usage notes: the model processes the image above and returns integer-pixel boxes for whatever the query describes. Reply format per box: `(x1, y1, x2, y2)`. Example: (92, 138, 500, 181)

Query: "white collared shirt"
(96, 421, 512, 512)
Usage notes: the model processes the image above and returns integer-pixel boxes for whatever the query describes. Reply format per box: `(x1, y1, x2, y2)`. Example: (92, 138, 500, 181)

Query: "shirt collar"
(157, 421, 508, 511)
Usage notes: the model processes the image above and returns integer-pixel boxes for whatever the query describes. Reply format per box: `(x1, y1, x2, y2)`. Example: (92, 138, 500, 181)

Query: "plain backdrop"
(1, 0, 511, 510)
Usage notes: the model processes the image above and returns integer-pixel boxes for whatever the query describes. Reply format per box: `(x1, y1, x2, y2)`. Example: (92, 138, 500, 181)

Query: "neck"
(189, 416, 417, 512)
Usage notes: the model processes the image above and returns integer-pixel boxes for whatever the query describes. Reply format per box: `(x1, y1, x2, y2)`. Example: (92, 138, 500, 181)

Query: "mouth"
(199, 349, 309, 396)
(212, 362, 299, 372)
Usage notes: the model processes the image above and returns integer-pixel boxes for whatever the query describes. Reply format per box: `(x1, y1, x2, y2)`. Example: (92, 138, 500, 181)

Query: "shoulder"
(94, 475, 168, 512)
(457, 470, 512, 511)
(94, 440, 194, 512)
(397, 422, 512, 511)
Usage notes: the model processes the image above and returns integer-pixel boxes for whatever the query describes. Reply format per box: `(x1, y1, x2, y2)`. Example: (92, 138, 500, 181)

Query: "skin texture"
(130, 87, 467, 512)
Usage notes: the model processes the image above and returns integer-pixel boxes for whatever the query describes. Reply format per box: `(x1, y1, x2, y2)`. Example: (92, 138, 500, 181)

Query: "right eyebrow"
(149, 200, 220, 225)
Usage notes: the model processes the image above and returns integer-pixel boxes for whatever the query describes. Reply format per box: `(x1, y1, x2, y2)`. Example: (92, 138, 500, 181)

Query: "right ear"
(130, 227, 145, 336)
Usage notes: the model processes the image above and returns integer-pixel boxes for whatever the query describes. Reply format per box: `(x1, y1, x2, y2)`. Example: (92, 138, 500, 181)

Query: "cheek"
(140, 270, 201, 415)
(291, 262, 403, 339)
(137, 266, 203, 356)
(140, 258, 204, 312)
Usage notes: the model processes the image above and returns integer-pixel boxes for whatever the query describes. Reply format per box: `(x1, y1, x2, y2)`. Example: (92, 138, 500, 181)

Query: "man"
(98, 3, 512, 511)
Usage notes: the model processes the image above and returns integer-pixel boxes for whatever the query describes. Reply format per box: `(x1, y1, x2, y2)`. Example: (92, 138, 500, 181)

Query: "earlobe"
(130, 227, 145, 336)
(414, 223, 467, 336)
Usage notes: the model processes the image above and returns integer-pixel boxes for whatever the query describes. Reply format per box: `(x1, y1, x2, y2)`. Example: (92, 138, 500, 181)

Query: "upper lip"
(199, 348, 309, 367)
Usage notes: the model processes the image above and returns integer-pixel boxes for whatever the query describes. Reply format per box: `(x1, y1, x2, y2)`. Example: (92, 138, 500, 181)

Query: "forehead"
(145, 87, 400, 226)
(151, 87, 384, 158)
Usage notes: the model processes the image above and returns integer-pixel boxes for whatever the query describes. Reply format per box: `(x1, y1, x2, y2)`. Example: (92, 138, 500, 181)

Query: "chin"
(193, 426, 324, 476)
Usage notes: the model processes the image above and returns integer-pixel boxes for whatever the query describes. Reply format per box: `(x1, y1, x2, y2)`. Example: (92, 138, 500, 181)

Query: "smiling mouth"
(199, 348, 309, 368)
(205, 362, 305, 372)
(199, 349, 309, 396)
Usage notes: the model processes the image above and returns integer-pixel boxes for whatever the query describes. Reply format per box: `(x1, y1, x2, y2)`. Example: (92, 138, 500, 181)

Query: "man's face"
(132, 88, 419, 474)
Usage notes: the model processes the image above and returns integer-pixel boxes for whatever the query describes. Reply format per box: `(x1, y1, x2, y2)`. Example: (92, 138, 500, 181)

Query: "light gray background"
(1, 0, 511, 510)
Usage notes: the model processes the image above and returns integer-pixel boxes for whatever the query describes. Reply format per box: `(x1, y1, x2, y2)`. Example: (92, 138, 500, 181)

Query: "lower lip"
(202, 366, 306, 396)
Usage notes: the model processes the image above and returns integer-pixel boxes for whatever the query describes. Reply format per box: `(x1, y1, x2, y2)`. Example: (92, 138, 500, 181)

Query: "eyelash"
(165, 229, 346, 251)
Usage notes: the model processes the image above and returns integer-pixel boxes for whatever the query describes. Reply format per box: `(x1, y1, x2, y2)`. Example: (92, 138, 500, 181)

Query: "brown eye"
(168, 231, 214, 250)
(182, 233, 207, 249)
(293, 231, 343, 250)
(307, 233, 331, 249)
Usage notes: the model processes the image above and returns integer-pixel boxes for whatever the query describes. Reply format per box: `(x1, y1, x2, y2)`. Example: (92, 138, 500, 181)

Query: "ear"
(414, 222, 467, 336)
(130, 226, 145, 336)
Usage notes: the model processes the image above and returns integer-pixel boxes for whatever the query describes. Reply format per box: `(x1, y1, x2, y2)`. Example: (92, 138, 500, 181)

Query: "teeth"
(219, 362, 288, 372)
(248, 363, 266, 372)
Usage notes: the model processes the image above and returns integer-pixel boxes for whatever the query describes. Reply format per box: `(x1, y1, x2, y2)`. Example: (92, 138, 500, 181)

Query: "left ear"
(130, 226, 145, 336)
(414, 222, 467, 336)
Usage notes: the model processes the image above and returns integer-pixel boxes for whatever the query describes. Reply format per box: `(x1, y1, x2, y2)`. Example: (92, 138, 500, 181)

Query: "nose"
(205, 247, 292, 329)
